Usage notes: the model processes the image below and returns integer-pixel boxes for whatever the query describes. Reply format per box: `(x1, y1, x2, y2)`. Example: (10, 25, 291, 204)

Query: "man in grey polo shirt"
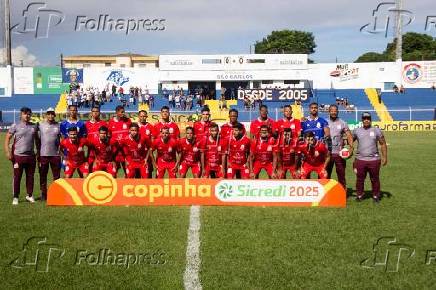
(4, 107, 40, 205)
(326, 105, 353, 188)
(38, 107, 61, 201)
(352, 112, 388, 203)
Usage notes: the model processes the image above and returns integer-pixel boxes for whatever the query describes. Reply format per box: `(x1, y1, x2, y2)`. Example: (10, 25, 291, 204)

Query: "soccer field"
(0, 132, 435, 289)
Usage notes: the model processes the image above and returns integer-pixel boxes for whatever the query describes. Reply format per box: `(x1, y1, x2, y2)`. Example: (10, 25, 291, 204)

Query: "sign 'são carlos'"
(48, 172, 346, 207)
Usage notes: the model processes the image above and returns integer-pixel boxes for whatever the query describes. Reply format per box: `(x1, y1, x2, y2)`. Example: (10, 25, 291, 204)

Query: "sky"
(0, 0, 435, 66)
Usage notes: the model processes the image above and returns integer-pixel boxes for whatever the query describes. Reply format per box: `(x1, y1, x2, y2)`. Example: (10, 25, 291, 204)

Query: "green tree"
(355, 52, 387, 63)
(255, 30, 316, 55)
(355, 32, 436, 62)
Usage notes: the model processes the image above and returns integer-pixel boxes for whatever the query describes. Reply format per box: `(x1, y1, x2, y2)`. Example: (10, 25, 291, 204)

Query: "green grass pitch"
(0, 132, 435, 289)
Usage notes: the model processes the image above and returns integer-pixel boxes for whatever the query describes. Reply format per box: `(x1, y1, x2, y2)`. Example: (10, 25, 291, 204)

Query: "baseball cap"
(46, 107, 55, 113)
(361, 112, 372, 119)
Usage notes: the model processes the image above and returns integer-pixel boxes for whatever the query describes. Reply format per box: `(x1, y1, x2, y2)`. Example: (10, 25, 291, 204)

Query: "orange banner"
(47, 172, 346, 207)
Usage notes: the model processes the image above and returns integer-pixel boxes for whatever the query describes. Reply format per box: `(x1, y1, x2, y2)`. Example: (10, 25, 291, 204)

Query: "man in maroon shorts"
(4, 107, 40, 205)
(352, 112, 388, 203)
(38, 107, 61, 201)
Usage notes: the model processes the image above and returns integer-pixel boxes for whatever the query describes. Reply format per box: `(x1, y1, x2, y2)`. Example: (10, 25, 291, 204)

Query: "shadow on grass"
(346, 188, 392, 200)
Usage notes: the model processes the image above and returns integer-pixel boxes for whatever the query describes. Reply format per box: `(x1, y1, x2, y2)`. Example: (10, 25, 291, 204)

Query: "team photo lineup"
(5, 100, 387, 204)
(3, 0, 436, 288)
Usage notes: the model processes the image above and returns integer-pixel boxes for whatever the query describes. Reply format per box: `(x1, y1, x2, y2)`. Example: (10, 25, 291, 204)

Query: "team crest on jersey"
(291, 124, 295, 129)
(315, 151, 319, 157)
(138, 144, 141, 149)
(168, 147, 172, 152)
(316, 122, 321, 128)
(106, 146, 111, 152)
(193, 147, 199, 152)
(123, 124, 127, 129)
(146, 129, 150, 135)
(240, 145, 245, 150)
(267, 145, 272, 151)
(169, 127, 174, 133)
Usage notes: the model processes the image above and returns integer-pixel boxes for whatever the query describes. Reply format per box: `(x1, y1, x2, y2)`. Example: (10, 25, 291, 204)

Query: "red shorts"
(65, 162, 89, 176)
(179, 162, 201, 177)
(203, 165, 223, 178)
(300, 163, 327, 179)
(88, 149, 95, 164)
(253, 161, 274, 177)
(280, 165, 300, 179)
(126, 162, 148, 178)
(93, 161, 116, 176)
(156, 159, 176, 178)
(227, 163, 250, 179)
(115, 149, 125, 163)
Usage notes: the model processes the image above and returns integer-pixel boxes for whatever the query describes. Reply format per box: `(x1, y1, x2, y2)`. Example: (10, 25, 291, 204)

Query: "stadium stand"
(364, 88, 394, 122)
(1, 88, 435, 123)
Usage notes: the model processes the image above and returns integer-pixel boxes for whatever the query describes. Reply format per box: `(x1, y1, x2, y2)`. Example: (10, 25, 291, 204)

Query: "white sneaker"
(25, 195, 35, 203)
(12, 198, 19, 205)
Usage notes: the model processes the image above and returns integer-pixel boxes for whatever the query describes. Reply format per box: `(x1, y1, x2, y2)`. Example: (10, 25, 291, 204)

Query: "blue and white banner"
(62, 68, 83, 84)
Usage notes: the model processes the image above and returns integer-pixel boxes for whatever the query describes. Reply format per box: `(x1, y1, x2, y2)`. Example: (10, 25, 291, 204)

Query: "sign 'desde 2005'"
(238, 88, 311, 102)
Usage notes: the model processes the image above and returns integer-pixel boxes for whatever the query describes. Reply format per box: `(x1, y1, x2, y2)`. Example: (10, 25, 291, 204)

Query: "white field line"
(183, 205, 202, 290)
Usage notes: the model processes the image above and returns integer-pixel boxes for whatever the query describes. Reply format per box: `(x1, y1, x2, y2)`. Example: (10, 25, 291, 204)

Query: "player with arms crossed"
(274, 105, 302, 143)
(153, 106, 180, 140)
(193, 106, 212, 140)
(250, 125, 277, 179)
(60, 127, 89, 178)
(299, 131, 330, 179)
(250, 105, 276, 139)
(176, 127, 202, 178)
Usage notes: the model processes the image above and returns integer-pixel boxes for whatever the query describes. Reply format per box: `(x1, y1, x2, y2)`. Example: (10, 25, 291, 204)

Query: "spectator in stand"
(431, 83, 435, 91)
(111, 84, 117, 98)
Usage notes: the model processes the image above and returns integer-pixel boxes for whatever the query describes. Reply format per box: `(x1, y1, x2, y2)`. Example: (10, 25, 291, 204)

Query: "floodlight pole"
(4, 0, 12, 66)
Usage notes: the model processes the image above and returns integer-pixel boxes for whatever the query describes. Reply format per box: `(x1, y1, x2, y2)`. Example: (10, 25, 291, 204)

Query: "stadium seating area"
(1, 89, 435, 123)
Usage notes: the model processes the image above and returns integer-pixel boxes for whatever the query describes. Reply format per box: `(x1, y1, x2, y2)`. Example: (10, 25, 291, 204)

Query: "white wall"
(0, 66, 12, 96)
(159, 54, 308, 71)
(83, 67, 159, 94)
(13, 67, 34, 94)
